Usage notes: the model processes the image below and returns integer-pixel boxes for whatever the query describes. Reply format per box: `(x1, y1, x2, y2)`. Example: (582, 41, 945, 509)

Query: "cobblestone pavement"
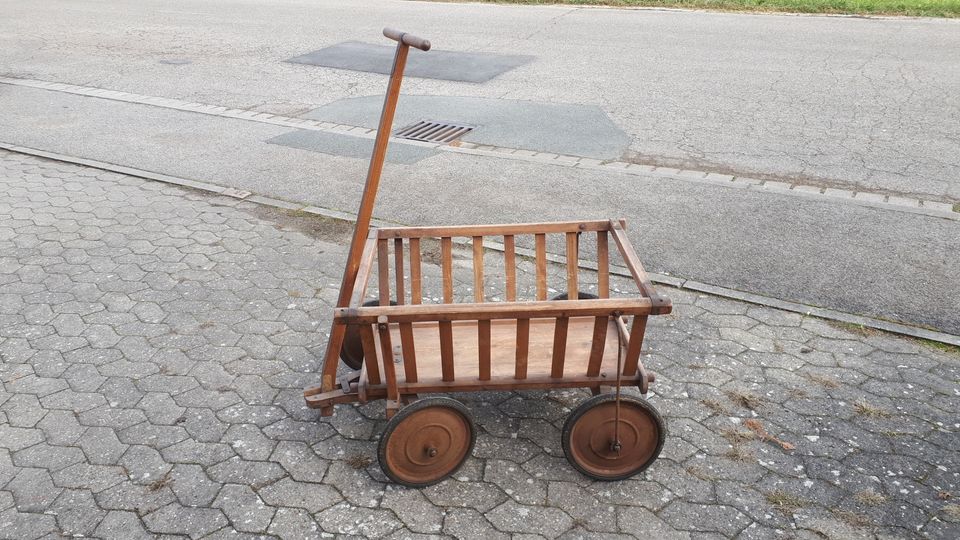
(1, 149, 958, 539)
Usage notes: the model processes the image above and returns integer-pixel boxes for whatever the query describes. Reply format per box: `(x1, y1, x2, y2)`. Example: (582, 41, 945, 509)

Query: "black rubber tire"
(551, 291, 599, 301)
(378, 397, 476, 488)
(339, 299, 396, 370)
(561, 393, 666, 481)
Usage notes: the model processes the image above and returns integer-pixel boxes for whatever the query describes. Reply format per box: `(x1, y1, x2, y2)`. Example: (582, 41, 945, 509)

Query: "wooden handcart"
(303, 29, 672, 487)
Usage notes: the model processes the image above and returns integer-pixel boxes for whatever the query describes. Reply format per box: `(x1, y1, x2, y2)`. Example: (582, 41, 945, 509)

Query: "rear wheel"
(378, 397, 476, 487)
(340, 299, 396, 370)
(562, 394, 665, 481)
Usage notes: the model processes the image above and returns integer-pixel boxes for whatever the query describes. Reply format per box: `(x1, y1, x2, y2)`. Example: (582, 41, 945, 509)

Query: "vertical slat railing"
(439, 236, 454, 381)
(409, 237, 422, 304)
(377, 239, 390, 306)
(551, 317, 569, 378)
(393, 238, 405, 304)
(473, 236, 491, 381)
(393, 238, 418, 382)
(504, 235, 517, 302)
(622, 315, 648, 376)
(359, 324, 381, 385)
(515, 318, 529, 380)
(597, 230, 609, 299)
(587, 229, 610, 376)
(376, 317, 399, 405)
(566, 232, 578, 297)
(535, 233, 547, 301)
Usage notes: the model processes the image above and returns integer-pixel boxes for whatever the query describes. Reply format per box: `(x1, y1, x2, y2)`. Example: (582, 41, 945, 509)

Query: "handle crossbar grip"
(383, 28, 431, 51)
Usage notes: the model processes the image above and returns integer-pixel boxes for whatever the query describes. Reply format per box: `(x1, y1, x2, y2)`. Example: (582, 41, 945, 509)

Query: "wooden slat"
(335, 298, 654, 324)
(608, 222, 671, 314)
(566, 232, 578, 297)
(551, 317, 569, 378)
(586, 316, 608, 376)
(409, 237, 422, 305)
(535, 233, 547, 301)
(378, 220, 613, 239)
(376, 318, 399, 402)
(359, 324, 381, 386)
(394, 238, 405, 305)
(478, 320, 491, 381)
(597, 231, 609, 299)
(377, 239, 390, 305)
(515, 318, 529, 379)
(623, 315, 648, 377)
(504, 235, 516, 302)
(472, 236, 484, 302)
(399, 322, 418, 383)
(349, 235, 380, 308)
(441, 237, 453, 303)
(439, 321, 455, 382)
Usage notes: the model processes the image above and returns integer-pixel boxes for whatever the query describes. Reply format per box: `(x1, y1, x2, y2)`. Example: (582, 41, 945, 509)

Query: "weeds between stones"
(700, 398, 729, 415)
(725, 390, 765, 410)
(805, 372, 840, 389)
(853, 399, 891, 418)
(766, 490, 809, 513)
(719, 427, 756, 444)
(744, 419, 795, 451)
(148, 471, 173, 492)
(346, 454, 373, 470)
(942, 504, 960, 521)
(724, 445, 755, 462)
(855, 489, 887, 506)
(833, 509, 871, 527)
(685, 465, 718, 482)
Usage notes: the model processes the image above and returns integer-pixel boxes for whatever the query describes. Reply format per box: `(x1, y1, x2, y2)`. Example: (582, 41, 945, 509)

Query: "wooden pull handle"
(383, 28, 431, 51)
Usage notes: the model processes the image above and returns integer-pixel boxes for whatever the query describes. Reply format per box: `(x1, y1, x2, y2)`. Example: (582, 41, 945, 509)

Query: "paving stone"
(269, 440, 328, 483)
(161, 463, 220, 507)
(94, 510, 154, 540)
(486, 499, 574, 538)
(315, 501, 403, 538)
(258, 477, 340, 513)
(0, 152, 956, 539)
(267, 507, 325, 539)
(142, 502, 228, 538)
(212, 484, 274, 533)
(381, 485, 445, 534)
(48, 488, 105, 536)
(6, 467, 61, 512)
(443, 507, 509, 540)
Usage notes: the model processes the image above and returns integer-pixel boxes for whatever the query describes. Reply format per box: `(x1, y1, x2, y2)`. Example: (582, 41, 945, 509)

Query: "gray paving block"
(266, 129, 437, 164)
(300, 95, 630, 160)
(286, 41, 532, 83)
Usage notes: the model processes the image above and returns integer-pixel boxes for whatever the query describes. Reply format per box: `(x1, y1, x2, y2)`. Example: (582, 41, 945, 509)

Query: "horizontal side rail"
(377, 220, 614, 239)
(335, 298, 661, 324)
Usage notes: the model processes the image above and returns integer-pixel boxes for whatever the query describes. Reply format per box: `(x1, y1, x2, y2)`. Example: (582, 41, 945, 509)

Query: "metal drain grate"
(395, 120, 474, 143)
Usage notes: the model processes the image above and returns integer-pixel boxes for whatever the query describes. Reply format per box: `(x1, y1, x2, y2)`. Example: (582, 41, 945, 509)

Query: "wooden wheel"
(340, 300, 395, 370)
(562, 394, 665, 481)
(378, 397, 475, 487)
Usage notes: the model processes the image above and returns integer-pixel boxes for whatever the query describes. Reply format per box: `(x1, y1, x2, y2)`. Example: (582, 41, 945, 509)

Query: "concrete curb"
(3, 141, 957, 348)
(2, 76, 957, 221)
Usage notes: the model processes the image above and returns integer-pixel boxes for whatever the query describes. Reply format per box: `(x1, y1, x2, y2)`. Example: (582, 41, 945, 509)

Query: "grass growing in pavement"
(446, 0, 960, 18)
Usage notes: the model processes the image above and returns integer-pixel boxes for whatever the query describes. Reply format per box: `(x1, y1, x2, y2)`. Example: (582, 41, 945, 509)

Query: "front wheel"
(378, 397, 476, 487)
(562, 394, 666, 481)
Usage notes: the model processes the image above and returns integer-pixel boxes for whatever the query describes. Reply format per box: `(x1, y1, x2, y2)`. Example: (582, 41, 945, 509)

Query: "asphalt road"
(0, 0, 958, 334)
(1, 0, 958, 201)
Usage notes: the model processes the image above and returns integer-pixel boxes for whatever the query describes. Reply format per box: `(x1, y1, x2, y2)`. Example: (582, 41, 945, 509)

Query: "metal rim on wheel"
(562, 394, 666, 481)
(340, 299, 396, 370)
(378, 397, 476, 487)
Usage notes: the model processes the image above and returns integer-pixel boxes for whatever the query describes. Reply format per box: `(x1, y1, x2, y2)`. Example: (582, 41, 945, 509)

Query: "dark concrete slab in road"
(301, 95, 631, 160)
(286, 41, 534, 83)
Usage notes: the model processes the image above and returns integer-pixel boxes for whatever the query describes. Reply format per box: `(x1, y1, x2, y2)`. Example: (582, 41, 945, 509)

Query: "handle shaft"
(383, 28, 431, 51)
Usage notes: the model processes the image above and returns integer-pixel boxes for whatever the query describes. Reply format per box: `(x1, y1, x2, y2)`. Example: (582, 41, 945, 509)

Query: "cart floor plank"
(378, 317, 625, 385)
